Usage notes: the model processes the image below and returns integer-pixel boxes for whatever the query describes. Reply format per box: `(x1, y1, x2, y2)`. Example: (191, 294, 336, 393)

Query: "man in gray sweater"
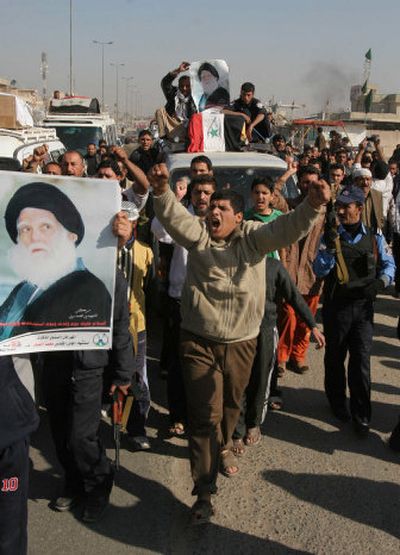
(149, 163, 330, 524)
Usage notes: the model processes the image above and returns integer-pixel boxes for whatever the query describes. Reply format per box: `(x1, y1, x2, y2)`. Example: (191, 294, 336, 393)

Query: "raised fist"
(148, 163, 170, 196)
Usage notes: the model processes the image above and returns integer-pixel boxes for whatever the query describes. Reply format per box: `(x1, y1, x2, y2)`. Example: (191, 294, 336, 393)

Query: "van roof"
(0, 128, 64, 160)
(42, 114, 115, 127)
(166, 151, 287, 172)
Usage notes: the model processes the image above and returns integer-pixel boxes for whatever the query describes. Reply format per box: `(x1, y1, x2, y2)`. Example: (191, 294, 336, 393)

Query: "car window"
(53, 126, 103, 154)
(170, 166, 285, 208)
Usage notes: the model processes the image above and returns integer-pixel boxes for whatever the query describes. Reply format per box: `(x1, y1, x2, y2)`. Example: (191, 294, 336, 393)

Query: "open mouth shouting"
(210, 216, 221, 231)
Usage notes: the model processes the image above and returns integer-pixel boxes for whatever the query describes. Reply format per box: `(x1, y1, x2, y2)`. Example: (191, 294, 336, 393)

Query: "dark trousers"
(322, 299, 374, 422)
(166, 297, 186, 425)
(180, 331, 257, 496)
(0, 438, 29, 555)
(41, 353, 112, 494)
(392, 233, 400, 292)
(234, 322, 276, 439)
(126, 331, 151, 437)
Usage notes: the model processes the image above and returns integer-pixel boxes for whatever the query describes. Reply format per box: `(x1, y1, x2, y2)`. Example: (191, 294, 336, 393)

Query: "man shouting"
(149, 163, 330, 524)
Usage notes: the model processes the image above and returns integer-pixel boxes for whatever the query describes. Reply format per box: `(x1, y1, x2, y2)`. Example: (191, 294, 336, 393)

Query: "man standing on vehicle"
(157, 61, 197, 141)
(225, 82, 271, 142)
(149, 163, 330, 524)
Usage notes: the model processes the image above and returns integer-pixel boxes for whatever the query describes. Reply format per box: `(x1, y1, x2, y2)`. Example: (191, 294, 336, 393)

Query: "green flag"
(364, 89, 373, 113)
(361, 80, 368, 94)
(365, 49, 372, 61)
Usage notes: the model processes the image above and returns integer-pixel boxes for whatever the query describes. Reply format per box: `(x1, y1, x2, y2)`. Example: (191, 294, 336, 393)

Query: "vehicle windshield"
(53, 126, 103, 155)
(170, 166, 286, 209)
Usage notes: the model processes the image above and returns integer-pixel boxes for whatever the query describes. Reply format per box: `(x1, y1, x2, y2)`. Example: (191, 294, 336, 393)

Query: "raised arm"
(111, 146, 149, 195)
(355, 139, 368, 165)
(149, 164, 204, 249)
(274, 159, 298, 193)
(373, 137, 386, 162)
(161, 61, 190, 100)
(249, 179, 330, 256)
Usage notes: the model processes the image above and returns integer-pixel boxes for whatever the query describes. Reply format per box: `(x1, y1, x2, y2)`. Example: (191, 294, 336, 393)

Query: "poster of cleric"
(0, 172, 120, 356)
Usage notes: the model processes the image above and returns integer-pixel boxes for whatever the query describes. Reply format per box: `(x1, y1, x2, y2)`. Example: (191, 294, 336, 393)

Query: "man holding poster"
(0, 172, 134, 523)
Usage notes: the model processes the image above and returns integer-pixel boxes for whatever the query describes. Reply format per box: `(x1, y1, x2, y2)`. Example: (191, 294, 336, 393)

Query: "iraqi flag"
(188, 109, 225, 152)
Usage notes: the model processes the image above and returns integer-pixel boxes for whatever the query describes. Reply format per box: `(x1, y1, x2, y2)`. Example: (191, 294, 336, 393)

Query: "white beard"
(9, 228, 78, 290)
(202, 79, 218, 96)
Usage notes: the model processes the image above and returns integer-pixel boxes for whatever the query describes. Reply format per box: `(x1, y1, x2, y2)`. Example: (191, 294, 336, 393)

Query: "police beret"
(4, 182, 85, 245)
(336, 185, 365, 206)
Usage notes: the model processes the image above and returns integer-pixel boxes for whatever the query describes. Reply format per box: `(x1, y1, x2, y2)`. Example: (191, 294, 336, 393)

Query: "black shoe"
(54, 488, 80, 512)
(331, 405, 351, 422)
(82, 493, 110, 523)
(353, 417, 370, 438)
(81, 473, 113, 523)
(388, 420, 400, 452)
(288, 360, 309, 375)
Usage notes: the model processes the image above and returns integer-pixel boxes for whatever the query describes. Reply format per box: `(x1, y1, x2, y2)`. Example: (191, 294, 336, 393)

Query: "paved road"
(28, 292, 400, 554)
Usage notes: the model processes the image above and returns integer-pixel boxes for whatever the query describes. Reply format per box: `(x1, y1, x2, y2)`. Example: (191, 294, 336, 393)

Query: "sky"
(1, 0, 400, 118)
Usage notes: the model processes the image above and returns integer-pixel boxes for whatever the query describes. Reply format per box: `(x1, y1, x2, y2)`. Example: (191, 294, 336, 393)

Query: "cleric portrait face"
(200, 70, 219, 96)
(5, 182, 85, 290)
(10, 207, 79, 290)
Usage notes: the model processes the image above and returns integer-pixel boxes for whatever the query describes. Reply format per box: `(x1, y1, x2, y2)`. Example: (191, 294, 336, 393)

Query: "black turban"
(4, 182, 85, 245)
(198, 62, 219, 80)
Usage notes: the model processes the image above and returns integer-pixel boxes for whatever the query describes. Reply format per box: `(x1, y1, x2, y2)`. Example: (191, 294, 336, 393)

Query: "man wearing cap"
(0, 182, 111, 339)
(313, 185, 395, 436)
(352, 167, 384, 232)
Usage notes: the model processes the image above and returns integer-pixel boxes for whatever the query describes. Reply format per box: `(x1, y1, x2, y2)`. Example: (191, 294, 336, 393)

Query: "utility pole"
(40, 52, 48, 102)
(122, 76, 134, 125)
(69, 0, 73, 95)
(110, 62, 125, 125)
(93, 40, 113, 109)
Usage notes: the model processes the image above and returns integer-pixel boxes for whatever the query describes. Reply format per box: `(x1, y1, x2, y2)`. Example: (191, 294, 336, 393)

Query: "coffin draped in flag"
(188, 109, 225, 152)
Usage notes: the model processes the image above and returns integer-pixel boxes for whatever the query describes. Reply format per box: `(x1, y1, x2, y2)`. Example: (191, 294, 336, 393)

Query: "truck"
(42, 96, 118, 155)
(0, 93, 66, 169)
(0, 127, 66, 170)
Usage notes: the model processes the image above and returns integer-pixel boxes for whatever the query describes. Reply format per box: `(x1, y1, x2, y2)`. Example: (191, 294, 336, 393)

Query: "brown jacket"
(284, 197, 325, 296)
(362, 188, 384, 232)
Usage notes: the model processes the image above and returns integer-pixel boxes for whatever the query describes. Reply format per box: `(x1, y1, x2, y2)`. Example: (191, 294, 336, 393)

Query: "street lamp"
(93, 40, 113, 109)
(69, 0, 73, 95)
(110, 62, 125, 126)
(122, 76, 134, 126)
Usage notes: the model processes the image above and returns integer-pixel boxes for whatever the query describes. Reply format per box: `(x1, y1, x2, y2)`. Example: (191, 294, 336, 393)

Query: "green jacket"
(153, 188, 321, 343)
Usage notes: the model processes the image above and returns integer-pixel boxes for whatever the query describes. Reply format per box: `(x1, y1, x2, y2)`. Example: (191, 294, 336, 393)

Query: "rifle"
(325, 200, 349, 285)
(112, 389, 124, 471)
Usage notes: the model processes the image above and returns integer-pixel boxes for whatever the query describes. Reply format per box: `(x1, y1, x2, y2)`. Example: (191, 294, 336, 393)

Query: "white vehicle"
(0, 127, 66, 169)
(166, 151, 287, 208)
(42, 97, 117, 154)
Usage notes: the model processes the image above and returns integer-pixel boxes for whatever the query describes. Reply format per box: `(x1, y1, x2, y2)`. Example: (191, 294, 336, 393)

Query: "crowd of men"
(2, 70, 400, 551)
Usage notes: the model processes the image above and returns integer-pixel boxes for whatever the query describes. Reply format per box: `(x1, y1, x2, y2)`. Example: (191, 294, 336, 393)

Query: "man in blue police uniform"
(313, 185, 395, 436)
